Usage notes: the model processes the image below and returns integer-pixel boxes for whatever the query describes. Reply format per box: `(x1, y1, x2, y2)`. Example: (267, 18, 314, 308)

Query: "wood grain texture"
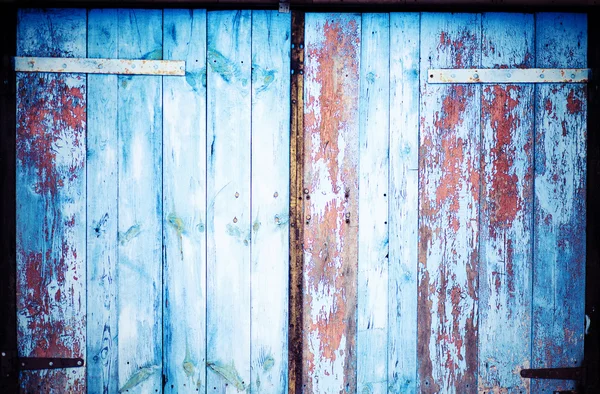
(532, 12, 587, 393)
(163, 9, 207, 393)
(116, 9, 163, 393)
(303, 12, 360, 393)
(250, 10, 291, 394)
(418, 13, 481, 393)
(206, 10, 252, 393)
(388, 12, 419, 394)
(478, 13, 535, 394)
(357, 12, 389, 394)
(87, 8, 119, 394)
(16, 8, 87, 393)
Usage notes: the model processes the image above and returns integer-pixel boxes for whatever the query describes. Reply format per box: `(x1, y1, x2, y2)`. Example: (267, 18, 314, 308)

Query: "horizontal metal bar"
(14, 57, 185, 76)
(18, 357, 84, 370)
(520, 367, 584, 381)
(428, 68, 589, 83)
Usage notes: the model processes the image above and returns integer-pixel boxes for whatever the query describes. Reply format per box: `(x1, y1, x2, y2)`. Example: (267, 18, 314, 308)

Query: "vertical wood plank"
(87, 8, 119, 394)
(388, 12, 419, 394)
(206, 10, 252, 393)
(357, 12, 389, 394)
(478, 13, 535, 393)
(250, 10, 291, 394)
(163, 9, 207, 393)
(418, 13, 481, 393)
(303, 13, 360, 393)
(533, 12, 587, 393)
(16, 9, 87, 393)
(117, 9, 163, 392)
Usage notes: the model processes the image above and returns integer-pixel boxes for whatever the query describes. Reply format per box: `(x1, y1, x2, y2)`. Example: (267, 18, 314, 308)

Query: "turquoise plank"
(206, 10, 252, 393)
(533, 12, 587, 393)
(87, 8, 119, 394)
(357, 12, 390, 394)
(16, 8, 87, 392)
(163, 9, 207, 393)
(388, 12, 419, 394)
(478, 13, 535, 393)
(418, 12, 481, 393)
(117, 9, 163, 393)
(250, 10, 291, 394)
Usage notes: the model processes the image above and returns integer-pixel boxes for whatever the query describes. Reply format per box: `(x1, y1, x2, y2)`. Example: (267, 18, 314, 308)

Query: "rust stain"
(566, 89, 583, 115)
(303, 16, 359, 392)
(16, 73, 86, 391)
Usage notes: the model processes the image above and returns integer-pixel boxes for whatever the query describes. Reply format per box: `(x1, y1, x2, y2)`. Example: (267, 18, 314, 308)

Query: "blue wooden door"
(300, 12, 586, 394)
(16, 8, 290, 393)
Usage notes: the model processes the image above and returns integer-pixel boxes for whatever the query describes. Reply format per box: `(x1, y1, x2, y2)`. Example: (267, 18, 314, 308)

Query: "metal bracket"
(14, 56, 185, 76)
(428, 68, 590, 84)
(520, 367, 585, 381)
(279, 0, 290, 13)
(1, 350, 84, 378)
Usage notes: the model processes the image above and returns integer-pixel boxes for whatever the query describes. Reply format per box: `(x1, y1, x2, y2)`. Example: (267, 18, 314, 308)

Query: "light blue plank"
(163, 9, 207, 393)
(478, 13, 535, 393)
(357, 12, 390, 394)
(388, 12, 419, 394)
(117, 9, 163, 393)
(418, 12, 481, 393)
(250, 10, 291, 394)
(87, 8, 119, 394)
(207, 10, 252, 393)
(533, 12, 587, 393)
(16, 8, 87, 392)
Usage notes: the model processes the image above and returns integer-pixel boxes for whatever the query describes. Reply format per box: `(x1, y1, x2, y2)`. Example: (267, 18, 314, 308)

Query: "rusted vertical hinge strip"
(288, 10, 305, 394)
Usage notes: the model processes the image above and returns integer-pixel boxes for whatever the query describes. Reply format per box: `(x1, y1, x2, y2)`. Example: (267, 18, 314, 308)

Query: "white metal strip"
(14, 56, 185, 76)
(428, 68, 589, 83)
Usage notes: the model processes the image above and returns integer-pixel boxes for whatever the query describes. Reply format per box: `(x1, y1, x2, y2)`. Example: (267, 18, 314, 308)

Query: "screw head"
(473, 73, 479, 79)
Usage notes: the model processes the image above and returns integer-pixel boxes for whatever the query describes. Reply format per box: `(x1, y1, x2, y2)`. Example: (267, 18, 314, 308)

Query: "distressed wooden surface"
(16, 9, 87, 393)
(250, 10, 291, 394)
(117, 9, 163, 392)
(418, 13, 481, 393)
(163, 9, 207, 393)
(532, 12, 587, 393)
(207, 10, 252, 393)
(87, 8, 119, 394)
(388, 12, 419, 394)
(477, 13, 535, 393)
(303, 12, 360, 393)
(357, 12, 389, 394)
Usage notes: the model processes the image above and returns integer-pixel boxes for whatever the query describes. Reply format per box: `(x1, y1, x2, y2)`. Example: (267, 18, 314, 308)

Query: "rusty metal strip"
(428, 68, 589, 83)
(14, 56, 185, 75)
(521, 367, 585, 381)
(288, 10, 305, 394)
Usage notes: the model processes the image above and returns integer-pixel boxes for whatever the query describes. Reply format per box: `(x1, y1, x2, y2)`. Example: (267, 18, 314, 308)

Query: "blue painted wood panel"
(533, 12, 587, 393)
(87, 8, 119, 394)
(478, 13, 535, 393)
(16, 8, 87, 393)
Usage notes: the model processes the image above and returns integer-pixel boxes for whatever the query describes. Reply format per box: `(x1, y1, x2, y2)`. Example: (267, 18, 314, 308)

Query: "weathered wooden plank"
(206, 10, 252, 393)
(478, 12, 535, 393)
(303, 12, 360, 393)
(418, 13, 481, 393)
(250, 10, 291, 394)
(532, 12, 587, 393)
(87, 8, 119, 394)
(116, 9, 163, 393)
(388, 12, 419, 394)
(14, 56, 185, 76)
(16, 9, 87, 393)
(357, 12, 389, 394)
(163, 9, 207, 393)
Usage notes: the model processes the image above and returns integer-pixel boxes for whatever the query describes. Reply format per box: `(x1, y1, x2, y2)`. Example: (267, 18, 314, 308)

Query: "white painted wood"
(427, 67, 588, 83)
(388, 12, 420, 394)
(207, 10, 252, 393)
(250, 10, 291, 394)
(15, 56, 185, 75)
(87, 8, 119, 394)
(357, 12, 390, 394)
(163, 9, 207, 393)
(116, 9, 163, 393)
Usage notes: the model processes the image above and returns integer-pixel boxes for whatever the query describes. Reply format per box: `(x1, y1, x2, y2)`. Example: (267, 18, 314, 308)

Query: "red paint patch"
(566, 89, 583, 114)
